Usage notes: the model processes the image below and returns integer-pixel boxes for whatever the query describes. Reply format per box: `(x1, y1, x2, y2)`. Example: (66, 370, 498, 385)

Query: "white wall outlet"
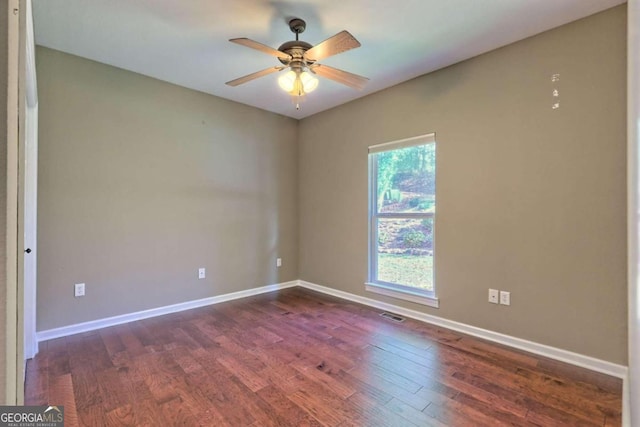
(500, 291, 511, 306)
(74, 283, 85, 297)
(488, 289, 499, 304)
(198, 268, 205, 279)
(276, 258, 282, 268)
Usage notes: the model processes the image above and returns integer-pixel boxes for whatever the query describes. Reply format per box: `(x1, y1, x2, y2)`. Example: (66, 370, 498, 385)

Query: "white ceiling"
(32, 0, 625, 119)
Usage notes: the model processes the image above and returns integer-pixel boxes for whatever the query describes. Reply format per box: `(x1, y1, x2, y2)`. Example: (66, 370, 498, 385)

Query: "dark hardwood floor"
(25, 287, 622, 426)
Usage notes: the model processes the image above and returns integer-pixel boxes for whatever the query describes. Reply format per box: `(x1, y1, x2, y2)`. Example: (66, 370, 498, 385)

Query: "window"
(367, 134, 438, 307)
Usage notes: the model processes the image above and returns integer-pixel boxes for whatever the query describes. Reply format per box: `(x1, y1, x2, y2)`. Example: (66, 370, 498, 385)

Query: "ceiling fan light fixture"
(278, 70, 318, 95)
(278, 70, 297, 92)
(300, 71, 318, 93)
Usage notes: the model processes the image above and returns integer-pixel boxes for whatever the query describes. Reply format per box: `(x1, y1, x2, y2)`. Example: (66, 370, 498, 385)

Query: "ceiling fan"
(226, 18, 368, 109)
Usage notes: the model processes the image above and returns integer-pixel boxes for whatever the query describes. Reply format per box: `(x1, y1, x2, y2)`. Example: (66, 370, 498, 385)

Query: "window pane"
(376, 217, 433, 291)
(377, 144, 435, 214)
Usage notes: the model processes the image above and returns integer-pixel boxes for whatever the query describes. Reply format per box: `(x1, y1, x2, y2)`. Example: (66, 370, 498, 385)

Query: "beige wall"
(299, 7, 627, 364)
(36, 47, 299, 330)
(0, 0, 8, 404)
(36, 6, 627, 365)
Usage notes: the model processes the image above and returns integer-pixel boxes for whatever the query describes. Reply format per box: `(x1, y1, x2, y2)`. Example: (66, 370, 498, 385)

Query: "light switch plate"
(74, 283, 85, 297)
(500, 291, 511, 306)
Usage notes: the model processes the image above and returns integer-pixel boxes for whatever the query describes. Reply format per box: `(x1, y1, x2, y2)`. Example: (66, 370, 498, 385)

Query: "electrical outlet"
(276, 258, 282, 268)
(198, 268, 205, 279)
(74, 283, 85, 297)
(488, 289, 499, 304)
(500, 291, 511, 306)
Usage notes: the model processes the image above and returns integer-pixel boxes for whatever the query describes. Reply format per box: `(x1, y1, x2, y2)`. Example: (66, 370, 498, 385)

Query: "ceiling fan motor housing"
(277, 40, 314, 67)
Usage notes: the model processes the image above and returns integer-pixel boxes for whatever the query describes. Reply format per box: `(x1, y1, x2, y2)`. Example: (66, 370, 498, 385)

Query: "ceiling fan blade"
(226, 66, 285, 87)
(311, 64, 369, 90)
(304, 31, 361, 62)
(229, 38, 291, 61)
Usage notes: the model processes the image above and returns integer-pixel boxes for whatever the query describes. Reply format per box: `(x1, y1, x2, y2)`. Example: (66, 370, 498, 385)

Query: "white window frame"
(366, 133, 439, 308)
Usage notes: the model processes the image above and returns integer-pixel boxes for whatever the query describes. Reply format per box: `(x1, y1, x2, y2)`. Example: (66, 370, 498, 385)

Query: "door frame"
(22, 0, 37, 361)
(4, 0, 21, 405)
(627, 0, 639, 425)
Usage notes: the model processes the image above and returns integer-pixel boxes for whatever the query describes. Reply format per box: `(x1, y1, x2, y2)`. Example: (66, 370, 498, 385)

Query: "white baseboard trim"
(36, 278, 628, 381)
(297, 280, 629, 379)
(36, 281, 299, 342)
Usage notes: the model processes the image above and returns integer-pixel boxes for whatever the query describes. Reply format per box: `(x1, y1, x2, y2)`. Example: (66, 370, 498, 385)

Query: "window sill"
(365, 283, 439, 308)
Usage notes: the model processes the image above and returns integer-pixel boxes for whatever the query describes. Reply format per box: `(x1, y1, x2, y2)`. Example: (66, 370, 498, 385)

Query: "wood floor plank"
(160, 397, 201, 426)
(185, 358, 271, 426)
(384, 398, 447, 427)
(256, 385, 324, 427)
(49, 373, 79, 427)
(68, 363, 103, 411)
(252, 325, 284, 346)
(452, 392, 533, 425)
(347, 365, 434, 410)
(248, 345, 300, 381)
(423, 399, 509, 427)
(47, 337, 71, 379)
(605, 411, 623, 427)
(524, 398, 604, 426)
(77, 404, 107, 427)
(284, 377, 351, 426)
(191, 316, 223, 339)
(348, 362, 422, 394)
(333, 369, 394, 405)
(138, 354, 181, 405)
(346, 391, 422, 427)
(216, 354, 270, 392)
(177, 368, 233, 426)
(170, 327, 202, 351)
(166, 346, 204, 375)
(514, 365, 623, 415)
(24, 356, 49, 405)
(115, 359, 156, 405)
(448, 370, 530, 417)
(486, 362, 611, 422)
(290, 359, 356, 399)
(94, 367, 130, 412)
(369, 334, 436, 367)
(115, 324, 148, 358)
(325, 325, 369, 349)
(98, 328, 126, 359)
(276, 336, 357, 373)
(536, 357, 623, 394)
(105, 403, 137, 426)
(25, 287, 622, 426)
(225, 378, 292, 427)
(139, 316, 178, 349)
